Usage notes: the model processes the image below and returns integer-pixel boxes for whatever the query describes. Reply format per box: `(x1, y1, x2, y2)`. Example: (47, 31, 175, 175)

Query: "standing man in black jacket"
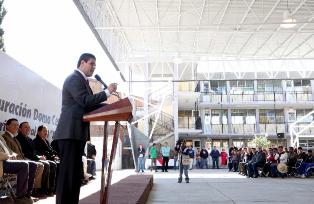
(54, 53, 117, 204)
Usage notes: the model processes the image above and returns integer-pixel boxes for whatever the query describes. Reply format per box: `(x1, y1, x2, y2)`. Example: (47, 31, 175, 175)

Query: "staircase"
(290, 110, 314, 147)
(149, 111, 174, 143)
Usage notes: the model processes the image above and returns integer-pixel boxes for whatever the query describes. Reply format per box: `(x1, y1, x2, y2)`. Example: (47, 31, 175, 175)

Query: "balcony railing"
(259, 123, 285, 134)
(231, 124, 256, 134)
(179, 123, 289, 135)
(199, 91, 312, 103)
(178, 117, 195, 129)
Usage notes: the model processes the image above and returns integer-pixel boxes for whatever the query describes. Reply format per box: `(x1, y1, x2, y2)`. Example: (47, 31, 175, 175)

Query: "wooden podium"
(83, 98, 133, 204)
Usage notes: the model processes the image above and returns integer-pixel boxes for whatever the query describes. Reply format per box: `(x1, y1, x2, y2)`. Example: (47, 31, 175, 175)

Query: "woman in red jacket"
(221, 149, 228, 166)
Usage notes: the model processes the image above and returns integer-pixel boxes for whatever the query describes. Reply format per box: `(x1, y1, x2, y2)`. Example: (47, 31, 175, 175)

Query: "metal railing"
(199, 91, 312, 103)
(290, 110, 314, 147)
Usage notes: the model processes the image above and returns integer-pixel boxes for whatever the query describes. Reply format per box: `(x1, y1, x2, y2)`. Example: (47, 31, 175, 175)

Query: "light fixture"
(280, 0, 296, 29)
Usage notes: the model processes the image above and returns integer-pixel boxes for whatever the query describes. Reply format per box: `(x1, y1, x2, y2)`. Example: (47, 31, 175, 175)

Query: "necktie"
(85, 79, 93, 94)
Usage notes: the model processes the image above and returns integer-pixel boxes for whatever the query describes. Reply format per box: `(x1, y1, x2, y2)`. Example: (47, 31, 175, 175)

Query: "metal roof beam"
(284, 34, 314, 57)
(253, 0, 307, 56)
(131, 0, 148, 54)
(156, 0, 163, 58)
(176, 0, 183, 53)
(249, 0, 281, 57)
(222, 0, 256, 57)
(192, 0, 207, 54)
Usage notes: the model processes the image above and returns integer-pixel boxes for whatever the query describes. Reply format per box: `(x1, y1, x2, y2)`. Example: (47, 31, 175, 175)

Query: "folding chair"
(0, 174, 17, 198)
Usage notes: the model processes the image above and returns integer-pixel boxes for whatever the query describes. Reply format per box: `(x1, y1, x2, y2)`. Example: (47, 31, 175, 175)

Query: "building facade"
(177, 78, 314, 151)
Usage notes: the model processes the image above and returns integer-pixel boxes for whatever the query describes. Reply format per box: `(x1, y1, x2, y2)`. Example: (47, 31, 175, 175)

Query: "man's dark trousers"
(56, 139, 85, 204)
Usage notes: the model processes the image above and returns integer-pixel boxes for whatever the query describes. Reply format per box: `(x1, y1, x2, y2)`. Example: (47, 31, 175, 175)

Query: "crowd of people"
(229, 145, 314, 178)
(0, 118, 97, 204)
(141, 141, 314, 183)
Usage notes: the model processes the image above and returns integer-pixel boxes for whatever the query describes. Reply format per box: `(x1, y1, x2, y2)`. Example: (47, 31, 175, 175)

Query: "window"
(203, 81, 209, 93)
(294, 79, 311, 87)
(231, 109, 256, 124)
(257, 80, 282, 93)
(211, 109, 228, 124)
(210, 81, 227, 94)
(230, 80, 254, 94)
(178, 110, 192, 117)
(296, 109, 313, 122)
(259, 109, 284, 124)
(293, 79, 311, 87)
(231, 109, 244, 124)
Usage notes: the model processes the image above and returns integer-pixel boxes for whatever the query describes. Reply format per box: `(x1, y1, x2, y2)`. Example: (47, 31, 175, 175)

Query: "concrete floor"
(147, 169, 314, 204)
(34, 168, 314, 204)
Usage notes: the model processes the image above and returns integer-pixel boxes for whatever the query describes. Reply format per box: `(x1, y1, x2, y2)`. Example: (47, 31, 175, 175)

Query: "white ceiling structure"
(73, 0, 314, 81)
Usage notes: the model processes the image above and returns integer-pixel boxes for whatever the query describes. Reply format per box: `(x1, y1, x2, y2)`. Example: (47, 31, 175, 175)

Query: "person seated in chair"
(270, 146, 288, 178)
(298, 149, 314, 178)
(287, 147, 297, 175)
(33, 125, 59, 193)
(250, 147, 266, 178)
(86, 141, 97, 178)
(0, 134, 35, 204)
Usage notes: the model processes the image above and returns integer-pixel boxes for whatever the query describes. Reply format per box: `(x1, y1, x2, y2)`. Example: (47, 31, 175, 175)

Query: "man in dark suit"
(54, 53, 117, 204)
(16, 122, 54, 195)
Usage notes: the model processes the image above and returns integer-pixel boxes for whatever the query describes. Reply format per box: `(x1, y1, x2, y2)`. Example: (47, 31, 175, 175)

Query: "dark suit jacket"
(16, 133, 39, 161)
(54, 70, 108, 141)
(87, 143, 96, 159)
(33, 135, 58, 160)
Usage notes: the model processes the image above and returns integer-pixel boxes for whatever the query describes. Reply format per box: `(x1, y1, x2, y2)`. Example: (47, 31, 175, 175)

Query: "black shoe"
(185, 178, 189, 183)
(165, 170, 168, 172)
(178, 178, 182, 183)
(14, 196, 33, 204)
(81, 179, 88, 186)
(89, 176, 96, 180)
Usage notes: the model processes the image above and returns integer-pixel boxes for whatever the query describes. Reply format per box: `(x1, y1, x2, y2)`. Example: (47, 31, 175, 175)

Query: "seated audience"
(33, 125, 59, 193)
(298, 149, 314, 177)
(16, 122, 56, 196)
(2, 118, 41, 197)
(248, 147, 266, 178)
(0, 134, 34, 204)
(270, 146, 287, 178)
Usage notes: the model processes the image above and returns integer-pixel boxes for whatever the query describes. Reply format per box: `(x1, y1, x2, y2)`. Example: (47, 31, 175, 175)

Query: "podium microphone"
(94, 74, 108, 89)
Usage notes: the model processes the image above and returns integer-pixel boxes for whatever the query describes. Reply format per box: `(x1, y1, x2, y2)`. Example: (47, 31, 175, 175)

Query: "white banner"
(0, 52, 61, 141)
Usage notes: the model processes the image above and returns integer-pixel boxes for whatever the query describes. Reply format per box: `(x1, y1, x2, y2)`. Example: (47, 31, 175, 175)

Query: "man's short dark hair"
(6, 118, 18, 126)
(37, 125, 47, 132)
(19, 121, 29, 128)
(77, 53, 96, 68)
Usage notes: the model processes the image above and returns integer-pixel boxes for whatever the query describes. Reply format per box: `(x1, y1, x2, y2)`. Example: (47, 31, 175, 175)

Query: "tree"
(0, 0, 7, 52)
(248, 135, 271, 149)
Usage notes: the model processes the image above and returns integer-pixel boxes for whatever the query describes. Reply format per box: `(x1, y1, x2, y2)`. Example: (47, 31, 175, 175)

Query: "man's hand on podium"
(108, 83, 117, 93)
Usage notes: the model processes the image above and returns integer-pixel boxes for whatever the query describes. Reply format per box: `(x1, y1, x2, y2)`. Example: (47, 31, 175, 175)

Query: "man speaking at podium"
(54, 53, 117, 204)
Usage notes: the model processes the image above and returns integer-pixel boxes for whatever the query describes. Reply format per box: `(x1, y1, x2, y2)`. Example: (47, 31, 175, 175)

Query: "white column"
(228, 108, 232, 134)
(311, 80, 314, 101)
(173, 63, 179, 142)
(254, 80, 258, 101)
(226, 80, 230, 103)
(256, 109, 260, 133)
(144, 63, 149, 136)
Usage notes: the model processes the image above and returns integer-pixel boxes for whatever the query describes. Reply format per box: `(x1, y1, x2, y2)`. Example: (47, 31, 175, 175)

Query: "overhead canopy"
(73, 0, 314, 81)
